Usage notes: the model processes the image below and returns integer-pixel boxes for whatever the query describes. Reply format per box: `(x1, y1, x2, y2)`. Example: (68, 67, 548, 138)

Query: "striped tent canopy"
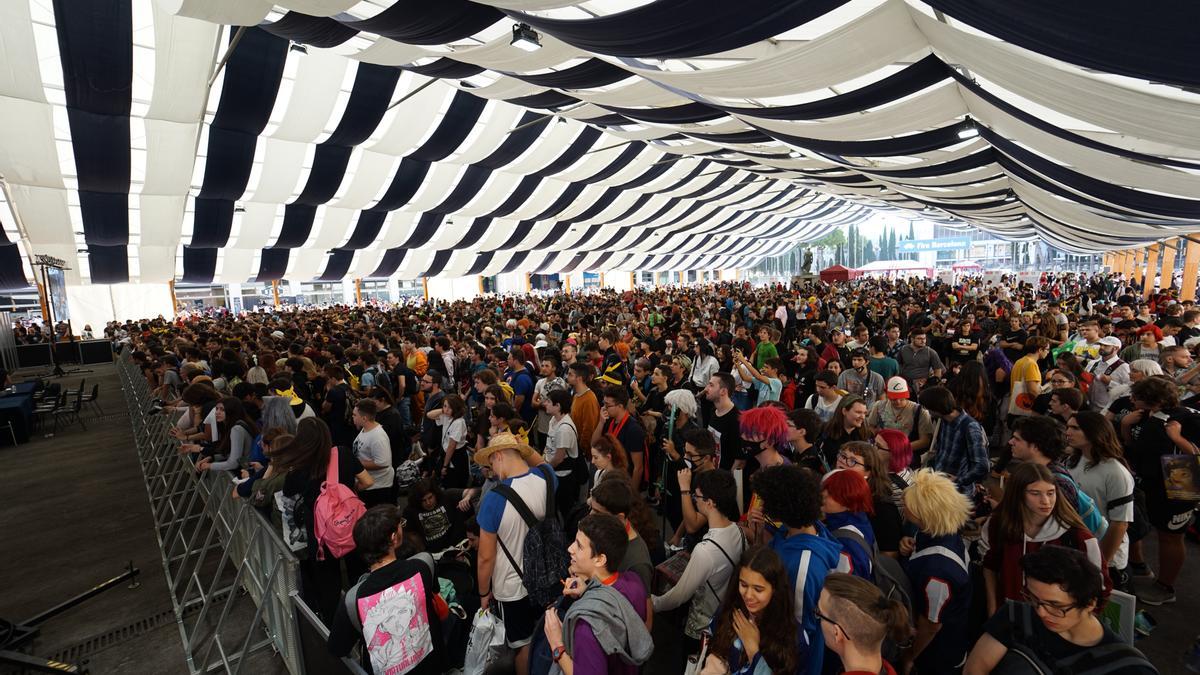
(1, 0, 1197, 287)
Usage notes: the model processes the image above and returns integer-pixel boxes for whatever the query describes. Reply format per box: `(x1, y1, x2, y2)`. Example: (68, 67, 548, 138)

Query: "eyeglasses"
(813, 608, 843, 632)
(1021, 588, 1078, 618)
(836, 452, 862, 468)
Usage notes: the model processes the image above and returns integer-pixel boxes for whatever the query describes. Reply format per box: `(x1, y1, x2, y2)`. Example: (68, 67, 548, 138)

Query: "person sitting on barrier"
(329, 504, 449, 675)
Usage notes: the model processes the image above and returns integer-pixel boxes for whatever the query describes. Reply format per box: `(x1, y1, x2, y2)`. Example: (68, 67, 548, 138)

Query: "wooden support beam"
(1143, 244, 1160, 299)
(1160, 240, 1178, 291)
(1182, 237, 1200, 302)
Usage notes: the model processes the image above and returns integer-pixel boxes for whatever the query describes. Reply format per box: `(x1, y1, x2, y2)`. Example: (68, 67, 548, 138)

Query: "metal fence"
(118, 353, 306, 674)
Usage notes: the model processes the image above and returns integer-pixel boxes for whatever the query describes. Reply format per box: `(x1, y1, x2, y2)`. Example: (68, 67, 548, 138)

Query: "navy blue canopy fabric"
(375, 159, 434, 212)
(343, 211, 388, 250)
(922, 0, 1200, 89)
(181, 246, 219, 284)
(715, 55, 952, 121)
(407, 91, 488, 162)
(421, 250, 454, 277)
(256, 248, 290, 282)
(318, 249, 356, 281)
(510, 0, 849, 59)
(369, 248, 408, 278)
(190, 199, 235, 248)
(761, 121, 977, 158)
(474, 112, 552, 169)
(343, 0, 502, 45)
(511, 59, 630, 89)
(261, 12, 356, 48)
(452, 218, 494, 250)
(274, 204, 318, 248)
(398, 212, 445, 249)
(405, 58, 485, 80)
(53, 0, 132, 280)
(466, 251, 494, 275)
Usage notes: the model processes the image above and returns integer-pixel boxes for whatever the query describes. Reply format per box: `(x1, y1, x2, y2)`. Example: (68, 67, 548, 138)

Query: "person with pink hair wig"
(739, 405, 790, 467)
(874, 428, 915, 506)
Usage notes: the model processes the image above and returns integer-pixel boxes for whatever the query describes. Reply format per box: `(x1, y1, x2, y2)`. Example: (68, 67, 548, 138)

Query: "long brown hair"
(1068, 411, 1130, 471)
(823, 395, 873, 443)
(949, 361, 989, 421)
(995, 462, 1087, 542)
(271, 417, 333, 479)
(592, 472, 661, 549)
(842, 441, 892, 502)
(710, 546, 798, 674)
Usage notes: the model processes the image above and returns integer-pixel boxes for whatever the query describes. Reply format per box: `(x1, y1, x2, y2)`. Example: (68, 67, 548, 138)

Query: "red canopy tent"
(819, 264, 860, 283)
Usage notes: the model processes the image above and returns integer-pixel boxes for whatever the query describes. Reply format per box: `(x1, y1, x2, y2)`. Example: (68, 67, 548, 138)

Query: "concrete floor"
(0, 364, 186, 675)
(1, 363, 1197, 674)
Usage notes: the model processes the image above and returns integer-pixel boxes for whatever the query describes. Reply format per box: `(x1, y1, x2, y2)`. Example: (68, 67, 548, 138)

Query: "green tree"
(863, 239, 876, 263)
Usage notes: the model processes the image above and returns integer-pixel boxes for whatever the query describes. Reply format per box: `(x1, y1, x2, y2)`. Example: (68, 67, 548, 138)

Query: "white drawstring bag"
(463, 607, 506, 675)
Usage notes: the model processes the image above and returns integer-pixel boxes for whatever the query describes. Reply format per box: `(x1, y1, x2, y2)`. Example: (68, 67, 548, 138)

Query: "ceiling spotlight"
(511, 23, 541, 52)
(556, 116, 567, 125)
(957, 119, 979, 140)
(233, 204, 245, 213)
(289, 41, 307, 54)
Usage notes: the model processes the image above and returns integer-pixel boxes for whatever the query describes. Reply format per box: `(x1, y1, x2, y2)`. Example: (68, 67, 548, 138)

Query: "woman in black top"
(277, 417, 373, 621)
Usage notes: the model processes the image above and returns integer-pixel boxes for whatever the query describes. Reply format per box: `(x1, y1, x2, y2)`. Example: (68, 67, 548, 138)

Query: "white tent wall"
(495, 272, 526, 295)
(605, 272, 634, 292)
(427, 276, 482, 302)
(66, 283, 175, 330)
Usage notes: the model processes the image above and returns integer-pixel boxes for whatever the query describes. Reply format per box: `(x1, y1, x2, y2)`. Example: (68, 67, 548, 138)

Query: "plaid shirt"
(929, 410, 990, 491)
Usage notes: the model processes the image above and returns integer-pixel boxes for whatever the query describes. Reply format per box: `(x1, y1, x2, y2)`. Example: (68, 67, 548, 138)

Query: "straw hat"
(473, 431, 538, 466)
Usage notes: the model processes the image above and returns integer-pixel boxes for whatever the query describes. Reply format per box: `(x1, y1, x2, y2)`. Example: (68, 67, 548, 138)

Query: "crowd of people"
(120, 272, 1187, 674)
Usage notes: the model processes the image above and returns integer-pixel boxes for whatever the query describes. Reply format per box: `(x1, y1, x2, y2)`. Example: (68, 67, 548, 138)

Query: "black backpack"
(337, 382, 362, 428)
(993, 600, 1157, 674)
(492, 465, 569, 608)
(402, 365, 419, 398)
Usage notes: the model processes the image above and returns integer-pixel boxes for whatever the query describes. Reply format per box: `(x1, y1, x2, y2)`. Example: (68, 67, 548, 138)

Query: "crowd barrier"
(117, 352, 366, 675)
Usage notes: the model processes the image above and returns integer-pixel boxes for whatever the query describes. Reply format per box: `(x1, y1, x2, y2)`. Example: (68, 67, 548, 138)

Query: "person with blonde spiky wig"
(900, 470, 974, 673)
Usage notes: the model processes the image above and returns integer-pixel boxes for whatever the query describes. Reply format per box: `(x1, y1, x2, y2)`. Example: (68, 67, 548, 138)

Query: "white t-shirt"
(1068, 458, 1135, 569)
(353, 424, 393, 489)
(546, 415, 578, 477)
(533, 376, 565, 433)
(477, 466, 556, 601)
(203, 407, 219, 442)
(439, 416, 468, 451)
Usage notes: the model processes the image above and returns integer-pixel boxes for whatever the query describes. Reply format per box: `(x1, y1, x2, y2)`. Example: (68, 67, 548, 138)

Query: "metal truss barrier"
(117, 353, 311, 674)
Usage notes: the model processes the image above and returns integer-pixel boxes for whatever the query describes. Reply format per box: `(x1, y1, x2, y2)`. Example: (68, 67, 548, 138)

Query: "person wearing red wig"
(740, 405, 791, 544)
(822, 469, 877, 581)
(873, 428, 915, 507)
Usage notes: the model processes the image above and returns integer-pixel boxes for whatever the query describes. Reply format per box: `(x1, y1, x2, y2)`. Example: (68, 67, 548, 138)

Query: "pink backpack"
(313, 446, 366, 560)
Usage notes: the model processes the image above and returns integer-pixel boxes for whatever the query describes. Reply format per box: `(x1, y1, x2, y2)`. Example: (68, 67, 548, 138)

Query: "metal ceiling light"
(511, 23, 541, 52)
(957, 117, 979, 139)
(289, 41, 307, 54)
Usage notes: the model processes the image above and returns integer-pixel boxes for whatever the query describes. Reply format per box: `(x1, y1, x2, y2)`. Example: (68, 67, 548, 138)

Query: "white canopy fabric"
(0, 0, 1197, 290)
